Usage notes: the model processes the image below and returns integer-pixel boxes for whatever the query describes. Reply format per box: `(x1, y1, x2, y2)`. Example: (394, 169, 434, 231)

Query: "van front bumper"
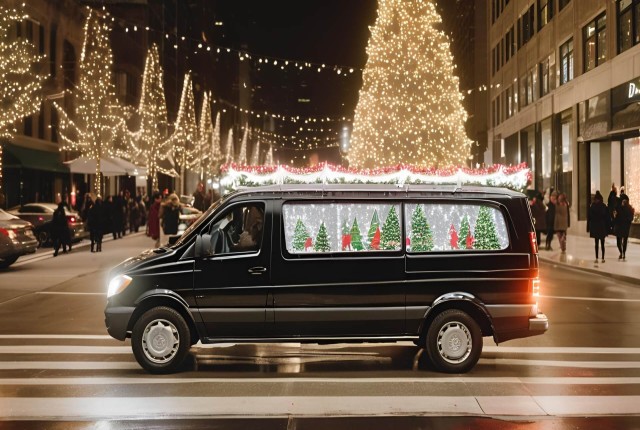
(104, 306, 135, 341)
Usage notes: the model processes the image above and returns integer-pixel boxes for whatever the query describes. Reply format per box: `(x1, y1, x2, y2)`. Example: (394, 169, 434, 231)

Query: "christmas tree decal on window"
(449, 223, 459, 249)
(473, 206, 501, 250)
(350, 218, 365, 251)
(380, 206, 401, 250)
(410, 205, 433, 251)
(367, 209, 380, 250)
(458, 214, 471, 250)
(314, 222, 332, 252)
(292, 218, 310, 252)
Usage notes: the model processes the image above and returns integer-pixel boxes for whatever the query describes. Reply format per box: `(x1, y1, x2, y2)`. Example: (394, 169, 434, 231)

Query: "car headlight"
(107, 275, 132, 298)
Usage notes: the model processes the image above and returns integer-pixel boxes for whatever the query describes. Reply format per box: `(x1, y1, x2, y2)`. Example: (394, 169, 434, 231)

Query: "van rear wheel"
(131, 306, 190, 374)
(425, 309, 482, 373)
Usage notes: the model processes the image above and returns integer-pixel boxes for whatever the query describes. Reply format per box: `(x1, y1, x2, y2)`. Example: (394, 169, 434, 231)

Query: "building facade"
(488, 0, 640, 237)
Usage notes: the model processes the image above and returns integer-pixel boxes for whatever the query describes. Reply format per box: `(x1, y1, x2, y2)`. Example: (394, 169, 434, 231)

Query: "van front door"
(194, 201, 271, 339)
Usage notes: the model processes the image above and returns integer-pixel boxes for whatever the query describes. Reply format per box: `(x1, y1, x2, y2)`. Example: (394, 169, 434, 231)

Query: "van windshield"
(171, 198, 222, 247)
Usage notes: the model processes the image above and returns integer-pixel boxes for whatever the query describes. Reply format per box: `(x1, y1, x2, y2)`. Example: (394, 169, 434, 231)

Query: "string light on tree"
(127, 44, 169, 192)
(196, 91, 213, 180)
(348, 0, 472, 168)
(209, 112, 222, 176)
(237, 123, 249, 165)
(170, 73, 198, 195)
(54, 8, 127, 196)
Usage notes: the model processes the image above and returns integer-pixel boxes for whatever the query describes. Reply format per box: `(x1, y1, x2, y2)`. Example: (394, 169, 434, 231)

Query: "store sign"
(629, 82, 640, 99)
(612, 77, 640, 109)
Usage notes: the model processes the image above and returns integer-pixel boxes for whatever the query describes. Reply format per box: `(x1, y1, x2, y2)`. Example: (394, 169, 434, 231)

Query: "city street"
(0, 233, 639, 428)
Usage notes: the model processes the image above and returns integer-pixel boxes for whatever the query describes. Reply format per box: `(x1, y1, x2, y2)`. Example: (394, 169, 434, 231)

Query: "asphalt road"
(0, 233, 639, 428)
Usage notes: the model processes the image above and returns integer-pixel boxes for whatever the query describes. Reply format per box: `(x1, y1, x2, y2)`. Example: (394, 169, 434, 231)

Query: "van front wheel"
(425, 309, 482, 373)
(131, 306, 190, 374)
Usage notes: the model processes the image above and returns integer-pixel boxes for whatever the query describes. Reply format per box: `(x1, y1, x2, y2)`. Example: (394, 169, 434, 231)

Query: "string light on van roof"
(348, 0, 472, 169)
(220, 162, 531, 192)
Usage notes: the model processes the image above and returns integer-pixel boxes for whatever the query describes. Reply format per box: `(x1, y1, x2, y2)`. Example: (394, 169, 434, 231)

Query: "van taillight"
(532, 277, 540, 297)
(529, 232, 538, 254)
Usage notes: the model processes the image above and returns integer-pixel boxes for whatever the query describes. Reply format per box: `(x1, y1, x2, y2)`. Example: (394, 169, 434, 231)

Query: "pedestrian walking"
(530, 192, 546, 248)
(544, 192, 557, 250)
(554, 192, 570, 253)
(607, 183, 618, 231)
(588, 190, 610, 264)
(619, 186, 629, 205)
(110, 194, 124, 240)
(160, 193, 181, 244)
(88, 196, 105, 252)
(192, 182, 207, 212)
(613, 196, 634, 260)
(147, 192, 162, 248)
(51, 202, 71, 257)
(128, 196, 141, 233)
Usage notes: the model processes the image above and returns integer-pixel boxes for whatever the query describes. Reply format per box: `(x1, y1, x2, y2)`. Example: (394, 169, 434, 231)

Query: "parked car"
(7, 203, 87, 247)
(0, 209, 38, 268)
(105, 184, 548, 374)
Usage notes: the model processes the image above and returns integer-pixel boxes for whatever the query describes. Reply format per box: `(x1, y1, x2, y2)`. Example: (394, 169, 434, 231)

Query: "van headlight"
(107, 275, 132, 298)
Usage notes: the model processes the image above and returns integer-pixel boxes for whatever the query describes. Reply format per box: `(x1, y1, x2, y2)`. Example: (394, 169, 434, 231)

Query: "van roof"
(227, 183, 525, 199)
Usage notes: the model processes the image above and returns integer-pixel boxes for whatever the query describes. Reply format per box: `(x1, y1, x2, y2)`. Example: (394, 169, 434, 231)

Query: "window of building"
(559, 0, 570, 11)
(540, 57, 550, 96)
(506, 85, 515, 119)
(541, 118, 553, 192)
(617, 0, 640, 53)
(404, 203, 509, 252)
(283, 202, 403, 254)
(560, 38, 574, 85)
(584, 12, 607, 72)
(539, 0, 553, 30)
(519, 4, 536, 49)
(49, 25, 57, 77)
(509, 26, 515, 58)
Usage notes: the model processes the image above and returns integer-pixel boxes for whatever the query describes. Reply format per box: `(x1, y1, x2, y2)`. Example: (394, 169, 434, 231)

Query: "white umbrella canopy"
(64, 156, 147, 176)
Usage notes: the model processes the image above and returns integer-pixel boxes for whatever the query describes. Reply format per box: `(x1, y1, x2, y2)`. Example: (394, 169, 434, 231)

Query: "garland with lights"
(219, 162, 531, 193)
(348, 0, 472, 168)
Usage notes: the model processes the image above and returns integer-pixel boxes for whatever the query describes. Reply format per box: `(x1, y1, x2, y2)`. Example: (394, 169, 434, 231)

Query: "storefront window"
(541, 118, 552, 191)
(624, 138, 640, 222)
(561, 110, 573, 173)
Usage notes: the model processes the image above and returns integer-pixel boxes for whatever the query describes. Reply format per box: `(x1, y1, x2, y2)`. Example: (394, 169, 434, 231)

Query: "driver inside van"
(230, 205, 264, 252)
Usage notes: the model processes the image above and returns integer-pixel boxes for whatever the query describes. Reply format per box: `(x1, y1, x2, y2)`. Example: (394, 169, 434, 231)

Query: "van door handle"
(248, 266, 267, 275)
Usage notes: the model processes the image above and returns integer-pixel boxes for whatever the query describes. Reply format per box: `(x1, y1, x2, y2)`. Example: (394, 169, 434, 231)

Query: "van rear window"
(283, 202, 402, 253)
(405, 203, 509, 252)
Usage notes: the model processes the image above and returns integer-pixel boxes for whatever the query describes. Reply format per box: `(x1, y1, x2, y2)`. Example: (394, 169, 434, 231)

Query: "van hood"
(111, 247, 177, 275)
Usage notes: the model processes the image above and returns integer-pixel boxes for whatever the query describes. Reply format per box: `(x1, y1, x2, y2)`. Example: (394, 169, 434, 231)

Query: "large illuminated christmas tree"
(196, 92, 212, 180)
(171, 73, 198, 195)
(348, 0, 471, 168)
(129, 44, 169, 192)
(55, 9, 126, 195)
(0, 5, 47, 138)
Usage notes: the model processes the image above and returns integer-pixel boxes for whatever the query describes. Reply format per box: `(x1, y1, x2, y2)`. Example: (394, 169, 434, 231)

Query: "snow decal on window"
(283, 202, 402, 253)
(405, 203, 509, 252)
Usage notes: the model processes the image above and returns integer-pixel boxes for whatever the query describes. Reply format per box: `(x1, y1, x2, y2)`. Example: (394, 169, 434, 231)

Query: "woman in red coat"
(146, 193, 162, 248)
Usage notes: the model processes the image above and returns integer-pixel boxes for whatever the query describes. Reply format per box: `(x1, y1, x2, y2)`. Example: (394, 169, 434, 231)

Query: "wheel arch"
(128, 292, 200, 345)
(419, 292, 495, 343)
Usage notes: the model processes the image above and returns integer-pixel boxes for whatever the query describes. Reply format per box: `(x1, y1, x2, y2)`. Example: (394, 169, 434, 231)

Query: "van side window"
(207, 202, 265, 254)
(405, 203, 509, 252)
(283, 202, 402, 253)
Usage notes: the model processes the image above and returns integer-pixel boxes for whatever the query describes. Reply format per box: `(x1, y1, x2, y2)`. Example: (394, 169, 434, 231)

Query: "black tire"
(131, 306, 191, 374)
(37, 230, 49, 247)
(424, 309, 482, 373)
(0, 256, 19, 269)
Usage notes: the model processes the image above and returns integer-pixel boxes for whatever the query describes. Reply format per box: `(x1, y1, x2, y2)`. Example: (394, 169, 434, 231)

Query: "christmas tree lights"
(223, 128, 234, 164)
(128, 44, 169, 192)
(237, 123, 249, 165)
(196, 91, 213, 180)
(171, 73, 198, 194)
(209, 112, 221, 176)
(55, 8, 127, 195)
(348, 0, 471, 169)
(0, 4, 47, 138)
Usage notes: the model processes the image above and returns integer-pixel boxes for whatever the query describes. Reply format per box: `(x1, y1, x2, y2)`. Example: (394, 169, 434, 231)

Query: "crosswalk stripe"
(2, 395, 640, 418)
(0, 334, 113, 340)
(0, 376, 639, 385)
(540, 294, 640, 303)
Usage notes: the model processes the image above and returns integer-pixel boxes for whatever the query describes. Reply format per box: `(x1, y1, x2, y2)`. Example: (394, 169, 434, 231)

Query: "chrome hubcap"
(142, 319, 179, 364)
(437, 321, 472, 364)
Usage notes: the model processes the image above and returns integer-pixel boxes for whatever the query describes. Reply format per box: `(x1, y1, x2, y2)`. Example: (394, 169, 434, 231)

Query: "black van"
(105, 184, 548, 374)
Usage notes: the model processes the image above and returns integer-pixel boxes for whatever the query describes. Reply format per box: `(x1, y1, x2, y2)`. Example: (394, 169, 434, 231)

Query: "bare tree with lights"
(348, 0, 471, 169)
(0, 5, 47, 138)
(55, 8, 127, 196)
(171, 73, 198, 195)
(195, 92, 212, 181)
(209, 112, 222, 176)
(128, 44, 169, 192)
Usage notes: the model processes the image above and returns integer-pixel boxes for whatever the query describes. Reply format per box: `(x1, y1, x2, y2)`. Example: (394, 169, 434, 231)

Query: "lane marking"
(0, 376, 639, 385)
(0, 334, 112, 340)
(478, 358, 640, 368)
(2, 395, 640, 418)
(540, 294, 640, 303)
(35, 292, 106, 296)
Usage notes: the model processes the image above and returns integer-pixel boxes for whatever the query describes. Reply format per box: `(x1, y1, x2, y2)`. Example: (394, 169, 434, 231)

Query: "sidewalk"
(538, 233, 640, 285)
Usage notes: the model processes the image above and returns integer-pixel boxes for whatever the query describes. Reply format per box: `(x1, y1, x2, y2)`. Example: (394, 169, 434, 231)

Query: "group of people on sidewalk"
(529, 188, 571, 253)
(587, 184, 635, 264)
